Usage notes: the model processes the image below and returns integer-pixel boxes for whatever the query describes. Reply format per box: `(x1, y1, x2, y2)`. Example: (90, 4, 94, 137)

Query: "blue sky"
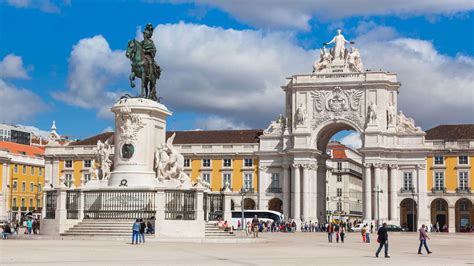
(0, 1, 473, 145)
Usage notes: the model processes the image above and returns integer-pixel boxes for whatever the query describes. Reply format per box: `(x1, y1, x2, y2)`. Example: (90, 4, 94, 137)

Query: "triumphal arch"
(258, 30, 430, 226)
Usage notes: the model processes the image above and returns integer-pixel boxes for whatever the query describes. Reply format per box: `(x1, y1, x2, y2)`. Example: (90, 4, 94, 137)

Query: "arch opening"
(268, 198, 283, 213)
(455, 198, 473, 232)
(400, 198, 417, 232)
(430, 198, 449, 232)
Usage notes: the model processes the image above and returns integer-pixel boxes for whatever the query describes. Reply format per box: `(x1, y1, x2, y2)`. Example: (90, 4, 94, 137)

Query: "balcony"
(455, 187, 471, 194)
(400, 187, 415, 194)
(29, 207, 35, 211)
(12, 206, 18, 211)
(241, 188, 255, 193)
(431, 187, 446, 193)
(20, 207, 27, 211)
(332, 168, 362, 178)
(220, 187, 233, 192)
(267, 187, 282, 193)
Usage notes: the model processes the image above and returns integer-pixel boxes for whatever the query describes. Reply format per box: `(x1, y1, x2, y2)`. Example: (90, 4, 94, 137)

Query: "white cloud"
(53, 35, 129, 118)
(0, 79, 47, 123)
(56, 22, 473, 130)
(164, 0, 474, 30)
(194, 115, 249, 130)
(6, 0, 64, 13)
(339, 132, 362, 150)
(0, 54, 30, 79)
(356, 25, 474, 128)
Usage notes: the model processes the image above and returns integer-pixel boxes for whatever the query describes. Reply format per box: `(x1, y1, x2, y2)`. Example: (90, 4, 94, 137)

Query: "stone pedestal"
(109, 98, 172, 187)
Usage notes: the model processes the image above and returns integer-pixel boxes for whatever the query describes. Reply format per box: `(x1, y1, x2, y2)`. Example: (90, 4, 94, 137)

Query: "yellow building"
(425, 125, 473, 232)
(0, 141, 45, 221)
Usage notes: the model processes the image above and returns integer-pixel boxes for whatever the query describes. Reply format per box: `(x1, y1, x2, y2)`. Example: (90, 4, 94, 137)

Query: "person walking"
(132, 219, 140, 244)
(139, 219, 146, 244)
(366, 225, 371, 243)
(340, 225, 345, 243)
(361, 225, 367, 242)
(334, 223, 340, 243)
(375, 223, 389, 258)
(251, 215, 259, 238)
(418, 224, 432, 255)
(26, 219, 33, 234)
(327, 223, 333, 243)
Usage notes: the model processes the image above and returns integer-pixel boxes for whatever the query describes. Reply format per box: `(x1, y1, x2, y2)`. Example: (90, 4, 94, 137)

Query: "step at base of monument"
(204, 222, 235, 238)
(62, 220, 135, 237)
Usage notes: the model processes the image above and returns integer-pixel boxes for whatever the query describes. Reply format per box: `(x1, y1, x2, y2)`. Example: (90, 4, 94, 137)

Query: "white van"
(231, 210, 284, 229)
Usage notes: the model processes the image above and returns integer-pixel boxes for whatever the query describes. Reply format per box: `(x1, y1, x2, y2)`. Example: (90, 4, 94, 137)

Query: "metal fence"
(45, 191, 57, 219)
(66, 190, 80, 219)
(165, 190, 195, 220)
(83, 190, 156, 219)
(207, 194, 223, 221)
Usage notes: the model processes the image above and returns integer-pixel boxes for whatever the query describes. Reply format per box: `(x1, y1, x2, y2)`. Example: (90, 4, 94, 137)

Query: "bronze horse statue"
(125, 39, 161, 100)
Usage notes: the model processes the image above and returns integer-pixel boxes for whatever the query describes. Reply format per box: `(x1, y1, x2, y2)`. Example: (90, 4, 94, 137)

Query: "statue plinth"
(108, 98, 172, 187)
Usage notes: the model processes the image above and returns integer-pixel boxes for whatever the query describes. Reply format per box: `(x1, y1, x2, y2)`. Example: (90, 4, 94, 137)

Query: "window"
(30, 182, 34, 192)
(459, 172, 468, 189)
(202, 173, 211, 184)
(22, 165, 26, 174)
(30, 166, 35, 175)
(38, 168, 43, 176)
(21, 198, 25, 207)
(403, 172, 413, 190)
(434, 172, 445, 190)
(336, 201, 342, 211)
(223, 158, 232, 168)
(459, 155, 468, 165)
(21, 182, 26, 192)
(13, 181, 18, 192)
(271, 173, 280, 188)
(337, 162, 342, 170)
(184, 159, 190, 168)
(223, 173, 232, 187)
(65, 160, 73, 168)
(434, 155, 444, 165)
(36, 199, 41, 208)
(84, 160, 92, 168)
(244, 158, 253, 167)
(84, 173, 91, 183)
(244, 173, 253, 189)
(337, 188, 342, 197)
(37, 183, 42, 192)
(202, 159, 211, 168)
(12, 197, 17, 207)
(337, 175, 342, 182)
(14, 164, 18, 173)
(29, 198, 33, 208)
(65, 174, 73, 188)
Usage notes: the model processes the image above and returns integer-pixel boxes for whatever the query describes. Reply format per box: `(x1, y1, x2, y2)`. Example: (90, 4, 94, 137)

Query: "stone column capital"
(363, 163, 372, 168)
(258, 166, 268, 171)
(417, 164, 426, 170)
(380, 163, 389, 170)
(292, 163, 301, 169)
(373, 163, 382, 168)
(389, 164, 399, 169)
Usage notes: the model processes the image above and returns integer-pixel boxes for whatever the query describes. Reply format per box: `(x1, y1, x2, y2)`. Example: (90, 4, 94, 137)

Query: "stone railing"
(431, 187, 447, 193)
(400, 187, 415, 194)
(267, 187, 283, 193)
(455, 187, 471, 194)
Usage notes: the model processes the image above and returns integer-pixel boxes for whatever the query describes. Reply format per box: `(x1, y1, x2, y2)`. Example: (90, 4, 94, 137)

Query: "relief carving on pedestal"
(311, 87, 364, 129)
(117, 106, 145, 146)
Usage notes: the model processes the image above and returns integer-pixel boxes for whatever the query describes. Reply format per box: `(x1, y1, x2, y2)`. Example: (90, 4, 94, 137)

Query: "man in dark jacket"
(139, 219, 146, 244)
(375, 223, 389, 258)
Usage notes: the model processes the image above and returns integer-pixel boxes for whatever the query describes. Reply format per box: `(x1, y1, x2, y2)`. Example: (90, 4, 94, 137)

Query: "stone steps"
(204, 222, 235, 238)
(62, 220, 135, 237)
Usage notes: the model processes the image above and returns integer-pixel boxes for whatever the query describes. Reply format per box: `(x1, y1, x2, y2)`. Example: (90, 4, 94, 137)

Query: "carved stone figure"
(327, 87, 348, 112)
(154, 133, 191, 184)
(325, 29, 352, 60)
(263, 114, 285, 136)
(367, 102, 377, 124)
(295, 104, 307, 126)
(95, 138, 113, 180)
(387, 103, 396, 127)
(125, 23, 161, 100)
(396, 111, 422, 134)
(313, 46, 333, 73)
(117, 105, 145, 146)
(347, 47, 363, 72)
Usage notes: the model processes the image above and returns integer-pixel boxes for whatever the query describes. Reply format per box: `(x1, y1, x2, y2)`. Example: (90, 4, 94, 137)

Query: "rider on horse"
(142, 23, 160, 80)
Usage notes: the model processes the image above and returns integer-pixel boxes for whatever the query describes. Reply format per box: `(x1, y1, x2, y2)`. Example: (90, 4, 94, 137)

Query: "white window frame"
(22, 165, 26, 174)
(336, 201, 342, 211)
(458, 155, 469, 165)
(183, 158, 191, 168)
(434, 155, 444, 165)
(38, 167, 43, 176)
(222, 172, 232, 188)
(65, 173, 73, 188)
(21, 181, 26, 192)
(458, 171, 469, 190)
(30, 182, 34, 192)
(434, 171, 445, 190)
(12, 197, 17, 207)
(337, 175, 342, 182)
(244, 173, 253, 190)
(13, 180, 18, 192)
(223, 158, 232, 168)
(30, 166, 34, 175)
(403, 172, 413, 190)
(83, 160, 92, 168)
(84, 173, 91, 184)
(37, 183, 42, 192)
(29, 198, 33, 208)
(270, 173, 280, 188)
(337, 188, 342, 197)
(202, 159, 211, 168)
(65, 160, 73, 169)
(14, 164, 18, 173)
(244, 158, 253, 168)
(202, 173, 211, 184)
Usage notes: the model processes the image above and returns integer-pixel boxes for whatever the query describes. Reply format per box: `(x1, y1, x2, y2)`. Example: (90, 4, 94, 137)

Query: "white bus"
(231, 210, 284, 229)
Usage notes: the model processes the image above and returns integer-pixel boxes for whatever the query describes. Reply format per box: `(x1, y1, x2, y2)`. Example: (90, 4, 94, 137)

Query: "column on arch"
(373, 163, 382, 225)
(417, 164, 429, 227)
(301, 164, 310, 221)
(363, 163, 372, 221)
(291, 164, 301, 221)
(282, 164, 291, 218)
(380, 164, 389, 222)
(389, 164, 399, 222)
(316, 159, 327, 223)
(309, 163, 318, 220)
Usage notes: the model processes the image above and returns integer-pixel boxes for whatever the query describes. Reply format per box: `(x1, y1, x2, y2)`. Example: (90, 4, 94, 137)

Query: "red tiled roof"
(327, 142, 347, 159)
(425, 125, 474, 140)
(69, 130, 263, 146)
(0, 141, 45, 157)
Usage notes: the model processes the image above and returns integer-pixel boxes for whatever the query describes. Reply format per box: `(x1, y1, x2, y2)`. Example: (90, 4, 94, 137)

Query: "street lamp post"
(374, 185, 383, 229)
(240, 188, 248, 231)
(411, 186, 416, 232)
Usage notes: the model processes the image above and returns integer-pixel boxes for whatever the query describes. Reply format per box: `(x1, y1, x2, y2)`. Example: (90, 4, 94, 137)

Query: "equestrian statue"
(125, 23, 161, 101)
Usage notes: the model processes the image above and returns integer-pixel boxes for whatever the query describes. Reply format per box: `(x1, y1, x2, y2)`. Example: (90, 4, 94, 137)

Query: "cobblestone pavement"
(1, 232, 473, 265)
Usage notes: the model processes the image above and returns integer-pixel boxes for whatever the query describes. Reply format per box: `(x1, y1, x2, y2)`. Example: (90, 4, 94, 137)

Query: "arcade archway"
(430, 198, 448, 232)
(455, 198, 473, 232)
(244, 198, 256, 210)
(268, 198, 283, 213)
(400, 198, 417, 232)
